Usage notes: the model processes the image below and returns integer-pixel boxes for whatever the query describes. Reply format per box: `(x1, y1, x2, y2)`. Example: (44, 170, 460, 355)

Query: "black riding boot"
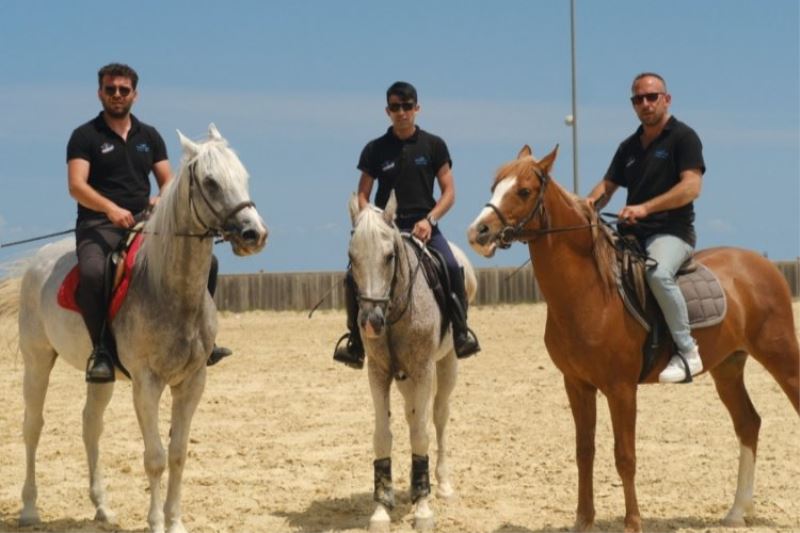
(333, 272, 365, 369)
(86, 341, 115, 383)
(449, 278, 480, 359)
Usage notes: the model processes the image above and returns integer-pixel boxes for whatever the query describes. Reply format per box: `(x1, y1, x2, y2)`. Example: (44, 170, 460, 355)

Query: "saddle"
(403, 235, 452, 340)
(610, 232, 727, 382)
(57, 225, 145, 379)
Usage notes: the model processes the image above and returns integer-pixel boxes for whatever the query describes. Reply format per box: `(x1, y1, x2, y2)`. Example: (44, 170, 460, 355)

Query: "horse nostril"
(241, 229, 259, 243)
(477, 223, 489, 235)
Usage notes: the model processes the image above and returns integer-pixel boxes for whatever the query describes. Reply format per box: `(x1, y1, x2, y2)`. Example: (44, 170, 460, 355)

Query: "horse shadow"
(0, 516, 147, 533)
(489, 514, 785, 533)
(272, 491, 425, 532)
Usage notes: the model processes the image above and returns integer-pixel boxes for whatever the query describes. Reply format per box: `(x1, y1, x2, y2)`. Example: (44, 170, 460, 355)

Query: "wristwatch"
(426, 214, 438, 227)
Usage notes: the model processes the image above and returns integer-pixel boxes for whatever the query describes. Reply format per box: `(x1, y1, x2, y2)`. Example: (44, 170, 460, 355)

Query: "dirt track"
(0, 303, 798, 533)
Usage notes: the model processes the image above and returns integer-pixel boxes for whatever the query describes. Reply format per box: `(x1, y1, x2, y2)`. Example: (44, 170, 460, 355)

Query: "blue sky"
(1, 0, 798, 274)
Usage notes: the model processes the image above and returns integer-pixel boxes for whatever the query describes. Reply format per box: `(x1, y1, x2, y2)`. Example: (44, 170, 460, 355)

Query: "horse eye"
(518, 188, 532, 199)
(385, 252, 395, 265)
(203, 176, 221, 195)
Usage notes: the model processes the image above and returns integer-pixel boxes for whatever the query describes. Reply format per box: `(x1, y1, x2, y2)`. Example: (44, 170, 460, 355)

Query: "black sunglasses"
(630, 92, 663, 105)
(104, 85, 133, 97)
(387, 102, 416, 112)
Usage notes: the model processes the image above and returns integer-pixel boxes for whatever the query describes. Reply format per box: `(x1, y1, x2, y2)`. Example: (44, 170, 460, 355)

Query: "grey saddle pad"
(680, 264, 726, 329)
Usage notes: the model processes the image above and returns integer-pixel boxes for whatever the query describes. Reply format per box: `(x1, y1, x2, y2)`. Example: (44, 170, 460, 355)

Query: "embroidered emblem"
(100, 142, 114, 154)
(381, 161, 396, 172)
(414, 156, 428, 166)
(654, 148, 669, 159)
(625, 156, 635, 168)
(136, 143, 150, 153)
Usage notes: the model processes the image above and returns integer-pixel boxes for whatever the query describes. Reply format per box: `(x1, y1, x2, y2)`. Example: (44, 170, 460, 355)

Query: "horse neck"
(529, 181, 608, 306)
(140, 169, 214, 308)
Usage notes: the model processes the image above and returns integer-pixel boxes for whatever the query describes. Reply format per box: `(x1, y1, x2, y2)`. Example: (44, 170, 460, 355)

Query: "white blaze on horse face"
(468, 176, 517, 257)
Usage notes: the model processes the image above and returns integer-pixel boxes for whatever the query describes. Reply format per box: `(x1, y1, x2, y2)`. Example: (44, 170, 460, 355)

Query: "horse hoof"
(369, 518, 390, 533)
(18, 511, 41, 527)
(436, 483, 456, 500)
(722, 513, 747, 527)
(414, 514, 435, 532)
(94, 507, 117, 523)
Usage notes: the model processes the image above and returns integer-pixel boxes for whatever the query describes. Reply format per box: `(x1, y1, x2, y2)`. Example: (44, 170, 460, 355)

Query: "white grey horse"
(15, 124, 267, 533)
(347, 192, 476, 532)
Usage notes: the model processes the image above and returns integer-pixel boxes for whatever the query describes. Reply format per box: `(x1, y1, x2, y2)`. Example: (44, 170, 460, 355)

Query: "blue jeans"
(644, 234, 695, 354)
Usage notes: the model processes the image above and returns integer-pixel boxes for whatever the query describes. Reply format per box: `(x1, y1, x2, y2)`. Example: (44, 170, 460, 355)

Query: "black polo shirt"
(67, 112, 168, 222)
(606, 116, 705, 247)
(358, 126, 451, 220)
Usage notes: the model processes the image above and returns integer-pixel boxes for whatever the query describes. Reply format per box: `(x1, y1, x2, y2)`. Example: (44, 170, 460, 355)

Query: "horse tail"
(0, 263, 25, 318)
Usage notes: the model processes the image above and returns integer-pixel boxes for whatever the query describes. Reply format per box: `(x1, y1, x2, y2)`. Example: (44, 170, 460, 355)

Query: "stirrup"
(207, 344, 233, 367)
(455, 327, 481, 359)
(333, 333, 365, 369)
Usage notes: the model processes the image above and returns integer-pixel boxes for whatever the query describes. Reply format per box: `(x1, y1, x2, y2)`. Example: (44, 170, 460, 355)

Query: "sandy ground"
(0, 303, 797, 533)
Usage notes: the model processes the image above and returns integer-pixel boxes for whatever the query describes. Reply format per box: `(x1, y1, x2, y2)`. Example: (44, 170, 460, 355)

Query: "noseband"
(188, 162, 256, 239)
(484, 170, 550, 248)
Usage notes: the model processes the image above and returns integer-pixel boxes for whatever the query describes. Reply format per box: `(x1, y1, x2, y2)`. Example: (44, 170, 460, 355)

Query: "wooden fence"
(214, 259, 800, 313)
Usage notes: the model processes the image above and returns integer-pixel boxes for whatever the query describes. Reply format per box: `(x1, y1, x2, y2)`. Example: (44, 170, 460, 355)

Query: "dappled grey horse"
(347, 192, 476, 532)
(15, 124, 267, 533)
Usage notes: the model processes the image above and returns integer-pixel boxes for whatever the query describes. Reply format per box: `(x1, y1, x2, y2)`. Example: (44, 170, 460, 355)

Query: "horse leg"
(605, 384, 641, 533)
(398, 373, 435, 532)
(433, 353, 457, 499)
(709, 351, 760, 526)
(747, 320, 800, 414)
(163, 369, 206, 533)
(83, 382, 116, 523)
(132, 373, 167, 533)
(368, 364, 393, 533)
(19, 346, 57, 527)
(563, 376, 597, 532)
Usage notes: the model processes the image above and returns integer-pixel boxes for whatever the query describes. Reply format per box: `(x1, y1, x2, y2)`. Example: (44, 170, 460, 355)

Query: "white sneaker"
(659, 345, 703, 383)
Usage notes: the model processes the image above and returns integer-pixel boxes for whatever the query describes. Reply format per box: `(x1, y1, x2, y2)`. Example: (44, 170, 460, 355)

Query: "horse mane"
(139, 136, 248, 288)
(495, 156, 617, 296)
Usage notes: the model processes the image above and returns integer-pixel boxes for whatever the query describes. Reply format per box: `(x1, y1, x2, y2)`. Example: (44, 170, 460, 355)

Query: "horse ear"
(538, 144, 560, 174)
(208, 123, 222, 140)
(177, 130, 198, 155)
(348, 192, 361, 226)
(384, 191, 398, 224)
(517, 145, 533, 159)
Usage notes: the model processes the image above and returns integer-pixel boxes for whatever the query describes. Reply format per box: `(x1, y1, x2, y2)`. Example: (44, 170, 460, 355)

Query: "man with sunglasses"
(67, 63, 231, 382)
(333, 81, 480, 369)
(586, 72, 706, 384)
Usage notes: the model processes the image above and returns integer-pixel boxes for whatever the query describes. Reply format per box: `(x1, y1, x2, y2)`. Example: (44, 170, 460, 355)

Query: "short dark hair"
(631, 72, 667, 93)
(98, 63, 139, 89)
(386, 81, 417, 104)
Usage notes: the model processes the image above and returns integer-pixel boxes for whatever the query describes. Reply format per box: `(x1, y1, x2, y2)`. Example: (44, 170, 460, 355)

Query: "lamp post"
(568, 0, 579, 194)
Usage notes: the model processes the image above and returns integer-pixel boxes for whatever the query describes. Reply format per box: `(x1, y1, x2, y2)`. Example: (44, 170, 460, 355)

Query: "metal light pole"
(568, 0, 579, 194)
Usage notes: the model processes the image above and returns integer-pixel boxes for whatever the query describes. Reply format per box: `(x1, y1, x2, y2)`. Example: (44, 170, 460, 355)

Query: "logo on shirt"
(414, 156, 428, 166)
(381, 161, 396, 172)
(625, 156, 636, 168)
(654, 148, 669, 159)
(100, 142, 114, 154)
(136, 143, 150, 153)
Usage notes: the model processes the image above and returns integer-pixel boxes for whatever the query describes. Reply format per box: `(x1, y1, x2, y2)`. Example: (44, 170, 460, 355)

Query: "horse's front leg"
(163, 368, 206, 533)
(132, 372, 167, 533)
(83, 382, 116, 524)
(564, 376, 598, 532)
(398, 372, 435, 532)
(606, 384, 642, 533)
(367, 362, 393, 533)
(433, 353, 458, 499)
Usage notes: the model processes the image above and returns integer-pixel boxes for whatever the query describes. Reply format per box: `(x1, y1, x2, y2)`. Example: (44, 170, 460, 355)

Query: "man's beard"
(103, 101, 133, 119)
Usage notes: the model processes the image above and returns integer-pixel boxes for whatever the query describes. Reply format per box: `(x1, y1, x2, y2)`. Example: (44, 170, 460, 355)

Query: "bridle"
(484, 169, 551, 249)
(355, 232, 422, 326)
(484, 168, 600, 249)
(186, 161, 256, 240)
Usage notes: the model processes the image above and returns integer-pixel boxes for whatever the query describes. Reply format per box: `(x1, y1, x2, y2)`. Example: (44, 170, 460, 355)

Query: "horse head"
(176, 124, 268, 256)
(347, 191, 401, 339)
(467, 144, 558, 257)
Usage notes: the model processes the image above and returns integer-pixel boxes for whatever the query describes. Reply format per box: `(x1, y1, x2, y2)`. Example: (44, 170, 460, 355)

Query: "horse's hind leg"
(83, 382, 116, 523)
(710, 351, 760, 527)
(163, 369, 206, 533)
(19, 344, 57, 527)
(433, 353, 457, 499)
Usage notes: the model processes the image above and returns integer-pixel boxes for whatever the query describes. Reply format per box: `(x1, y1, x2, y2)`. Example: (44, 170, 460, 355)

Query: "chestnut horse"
(467, 145, 799, 532)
